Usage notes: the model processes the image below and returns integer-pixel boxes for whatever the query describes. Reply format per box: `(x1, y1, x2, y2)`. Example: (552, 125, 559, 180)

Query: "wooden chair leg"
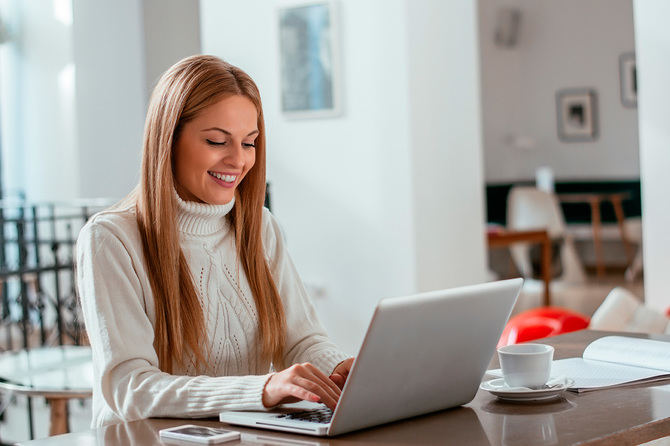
(611, 196, 635, 267)
(590, 197, 605, 278)
(47, 398, 69, 436)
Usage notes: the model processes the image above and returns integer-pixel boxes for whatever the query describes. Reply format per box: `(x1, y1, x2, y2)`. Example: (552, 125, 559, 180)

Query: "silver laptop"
(220, 278, 523, 437)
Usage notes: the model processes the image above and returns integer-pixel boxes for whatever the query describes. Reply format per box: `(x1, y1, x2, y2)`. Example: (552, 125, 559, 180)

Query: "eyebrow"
(201, 127, 259, 137)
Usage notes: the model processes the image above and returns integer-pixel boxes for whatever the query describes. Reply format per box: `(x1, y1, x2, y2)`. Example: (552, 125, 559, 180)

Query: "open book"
(489, 336, 670, 392)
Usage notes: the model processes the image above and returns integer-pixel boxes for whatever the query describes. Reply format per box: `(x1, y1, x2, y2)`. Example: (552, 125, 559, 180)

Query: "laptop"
(220, 278, 523, 437)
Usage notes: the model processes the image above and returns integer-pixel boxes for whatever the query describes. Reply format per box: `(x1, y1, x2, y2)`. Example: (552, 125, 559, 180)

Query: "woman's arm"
(77, 217, 271, 424)
(262, 210, 350, 375)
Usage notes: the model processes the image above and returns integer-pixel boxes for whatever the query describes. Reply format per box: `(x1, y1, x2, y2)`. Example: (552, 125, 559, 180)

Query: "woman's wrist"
(261, 372, 276, 408)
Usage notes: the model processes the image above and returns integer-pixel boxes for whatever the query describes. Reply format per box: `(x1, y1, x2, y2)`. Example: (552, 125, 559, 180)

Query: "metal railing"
(0, 199, 114, 350)
(0, 198, 114, 440)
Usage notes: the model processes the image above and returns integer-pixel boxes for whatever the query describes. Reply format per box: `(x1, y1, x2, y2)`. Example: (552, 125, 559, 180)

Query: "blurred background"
(0, 0, 669, 442)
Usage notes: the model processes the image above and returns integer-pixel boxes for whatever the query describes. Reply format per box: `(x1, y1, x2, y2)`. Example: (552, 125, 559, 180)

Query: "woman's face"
(173, 95, 258, 205)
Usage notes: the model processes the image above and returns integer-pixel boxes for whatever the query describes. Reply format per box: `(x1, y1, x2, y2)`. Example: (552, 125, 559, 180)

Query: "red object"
(498, 307, 590, 347)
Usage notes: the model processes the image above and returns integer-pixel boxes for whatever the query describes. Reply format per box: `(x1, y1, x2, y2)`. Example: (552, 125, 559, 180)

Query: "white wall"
(0, 0, 24, 199)
(406, 1, 488, 290)
(0, 0, 79, 202)
(72, 0, 202, 201)
(479, 0, 639, 182)
(201, 0, 487, 353)
(142, 0, 201, 94)
(0, 0, 201, 203)
(72, 0, 146, 200)
(633, 0, 670, 311)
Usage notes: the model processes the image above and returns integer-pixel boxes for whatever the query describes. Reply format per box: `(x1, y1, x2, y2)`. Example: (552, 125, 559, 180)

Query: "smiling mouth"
(208, 171, 237, 183)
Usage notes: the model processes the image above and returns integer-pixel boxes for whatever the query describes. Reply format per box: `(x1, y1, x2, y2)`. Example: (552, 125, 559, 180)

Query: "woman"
(77, 55, 353, 427)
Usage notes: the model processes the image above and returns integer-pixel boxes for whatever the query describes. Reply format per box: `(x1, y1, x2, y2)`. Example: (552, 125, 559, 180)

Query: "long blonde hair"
(136, 55, 285, 373)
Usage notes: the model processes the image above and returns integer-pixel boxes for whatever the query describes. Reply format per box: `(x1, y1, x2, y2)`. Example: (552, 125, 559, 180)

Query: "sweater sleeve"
(262, 210, 349, 375)
(77, 218, 272, 425)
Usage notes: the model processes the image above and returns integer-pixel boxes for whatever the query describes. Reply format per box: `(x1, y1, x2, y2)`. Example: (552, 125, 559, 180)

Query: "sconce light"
(494, 8, 521, 48)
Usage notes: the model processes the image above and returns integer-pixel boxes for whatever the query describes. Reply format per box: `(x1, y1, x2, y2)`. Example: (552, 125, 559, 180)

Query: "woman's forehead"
(192, 95, 258, 128)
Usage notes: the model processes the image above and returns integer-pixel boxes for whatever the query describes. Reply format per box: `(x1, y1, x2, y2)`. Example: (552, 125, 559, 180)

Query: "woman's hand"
(262, 363, 342, 410)
(329, 357, 355, 390)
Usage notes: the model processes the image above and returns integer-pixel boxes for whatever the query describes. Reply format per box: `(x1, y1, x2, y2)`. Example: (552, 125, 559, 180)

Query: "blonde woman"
(77, 55, 353, 427)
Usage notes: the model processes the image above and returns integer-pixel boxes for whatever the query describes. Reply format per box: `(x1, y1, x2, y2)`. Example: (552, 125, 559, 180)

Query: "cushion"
(498, 307, 590, 347)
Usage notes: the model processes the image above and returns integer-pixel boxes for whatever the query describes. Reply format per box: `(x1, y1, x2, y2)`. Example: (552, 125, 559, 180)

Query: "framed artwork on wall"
(619, 52, 637, 108)
(555, 88, 598, 142)
(277, 1, 342, 119)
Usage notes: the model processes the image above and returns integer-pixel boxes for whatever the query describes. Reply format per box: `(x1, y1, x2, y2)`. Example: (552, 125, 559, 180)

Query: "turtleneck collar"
(175, 190, 235, 236)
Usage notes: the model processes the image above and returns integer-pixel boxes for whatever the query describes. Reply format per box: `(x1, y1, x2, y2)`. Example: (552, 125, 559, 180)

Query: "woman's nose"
(224, 143, 245, 168)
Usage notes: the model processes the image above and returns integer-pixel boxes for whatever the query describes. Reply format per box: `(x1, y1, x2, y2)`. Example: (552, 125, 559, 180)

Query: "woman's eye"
(243, 143, 256, 149)
(206, 139, 226, 146)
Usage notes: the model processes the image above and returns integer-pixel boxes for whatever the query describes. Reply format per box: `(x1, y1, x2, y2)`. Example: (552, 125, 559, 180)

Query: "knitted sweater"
(76, 196, 348, 427)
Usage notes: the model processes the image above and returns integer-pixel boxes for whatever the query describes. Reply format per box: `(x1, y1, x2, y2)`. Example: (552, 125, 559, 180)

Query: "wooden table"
(558, 192, 635, 278)
(21, 330, 670, 445)
(0, 345, 93, 437)
(488, 229, 552, 306)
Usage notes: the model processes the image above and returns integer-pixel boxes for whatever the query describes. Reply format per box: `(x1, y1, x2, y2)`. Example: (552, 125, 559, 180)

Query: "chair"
(506, 187, 586, 284)
(590, 287, 669, 334)
(498, 307, 590, 347)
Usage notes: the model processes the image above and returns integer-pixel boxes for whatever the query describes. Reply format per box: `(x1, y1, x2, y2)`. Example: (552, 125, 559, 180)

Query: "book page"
(550, 357, 670, 390)
(487, 357, 670, 390)
(583, 336, 670, 372)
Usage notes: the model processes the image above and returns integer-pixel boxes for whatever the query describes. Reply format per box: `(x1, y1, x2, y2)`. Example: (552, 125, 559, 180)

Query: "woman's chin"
(205, 192, 235, 206)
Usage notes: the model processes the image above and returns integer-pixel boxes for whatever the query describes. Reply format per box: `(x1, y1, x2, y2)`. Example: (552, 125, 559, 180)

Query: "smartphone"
(159, 425, 240, 444)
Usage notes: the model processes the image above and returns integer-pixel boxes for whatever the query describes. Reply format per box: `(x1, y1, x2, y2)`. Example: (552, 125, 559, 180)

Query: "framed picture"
(277, 1, 342, 119)
(619, 52, 637, 108)
(555, 88, 598, 142)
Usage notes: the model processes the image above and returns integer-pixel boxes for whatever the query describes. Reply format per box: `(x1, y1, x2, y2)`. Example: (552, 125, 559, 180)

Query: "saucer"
(480, 377, 574, 402)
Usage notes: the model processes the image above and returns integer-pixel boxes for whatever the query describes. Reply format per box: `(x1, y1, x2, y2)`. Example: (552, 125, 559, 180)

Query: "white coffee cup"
(497, 343, 554, 389)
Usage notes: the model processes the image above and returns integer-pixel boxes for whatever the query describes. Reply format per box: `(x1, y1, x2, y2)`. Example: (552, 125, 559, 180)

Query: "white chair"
(507, 186, 586, 284)
(590, 287, 669, 334)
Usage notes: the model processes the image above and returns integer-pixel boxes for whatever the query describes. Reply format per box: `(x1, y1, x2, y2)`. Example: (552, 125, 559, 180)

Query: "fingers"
(294, 363, 341, 409)
(330, 358, 355, 389)
(263, 363, 343, 410)
(294, 376, 338, 409)
(341, 362, 352, 379)
(334, 358, 354, 379)
(286, 383, 320, 404)
(302, 363, 342, 399)
(329, 373, 345, 389)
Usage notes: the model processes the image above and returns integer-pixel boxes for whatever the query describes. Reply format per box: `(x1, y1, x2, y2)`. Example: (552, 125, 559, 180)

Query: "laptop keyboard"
(276, 408, 333, 424)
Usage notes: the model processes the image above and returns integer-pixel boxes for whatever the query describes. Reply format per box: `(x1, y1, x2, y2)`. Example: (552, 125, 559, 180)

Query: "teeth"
(209, 171, 236, 183)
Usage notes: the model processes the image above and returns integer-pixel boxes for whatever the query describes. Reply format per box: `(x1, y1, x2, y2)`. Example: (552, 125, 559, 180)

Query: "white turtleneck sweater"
(76, 196, 348, 427)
